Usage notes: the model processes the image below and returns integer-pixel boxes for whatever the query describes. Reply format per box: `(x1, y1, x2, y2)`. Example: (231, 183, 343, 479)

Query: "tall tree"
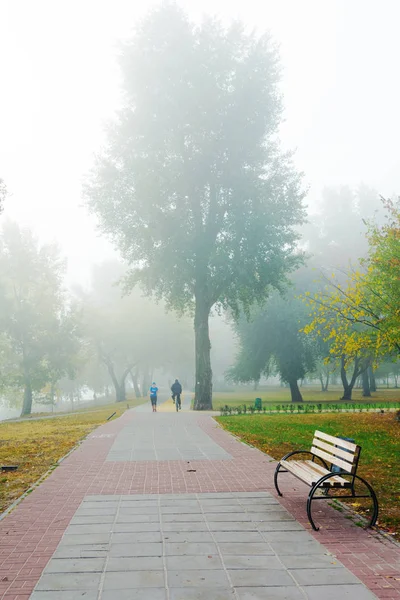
(0, 222, 70, 415)
(85, 5, 305, 410)
(229, 293, 315, 402)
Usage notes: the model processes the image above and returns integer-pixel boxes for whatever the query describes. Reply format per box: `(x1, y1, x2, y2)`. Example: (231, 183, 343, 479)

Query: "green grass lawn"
(216, 412, 400, 540)
(213, 386, 400, 409)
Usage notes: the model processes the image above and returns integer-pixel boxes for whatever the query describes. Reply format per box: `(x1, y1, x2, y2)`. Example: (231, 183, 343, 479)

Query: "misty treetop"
(85, 4, 305, 410)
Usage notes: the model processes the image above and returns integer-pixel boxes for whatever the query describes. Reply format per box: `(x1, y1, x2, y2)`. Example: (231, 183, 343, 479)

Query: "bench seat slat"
(315, 430, 357, 452)
(311, 438, 357, 464)
(311, 446, 355, 473)
(281, 459, 351, 487)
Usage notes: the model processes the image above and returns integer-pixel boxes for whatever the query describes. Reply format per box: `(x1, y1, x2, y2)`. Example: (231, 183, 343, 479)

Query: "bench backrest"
(311, 430, 360, 474)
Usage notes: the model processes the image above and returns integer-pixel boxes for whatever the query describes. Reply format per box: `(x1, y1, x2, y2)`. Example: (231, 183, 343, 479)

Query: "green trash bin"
(254, 397, 262, 411)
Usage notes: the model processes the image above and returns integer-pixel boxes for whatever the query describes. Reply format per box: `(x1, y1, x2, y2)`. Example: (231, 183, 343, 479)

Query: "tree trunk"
(289, 379, 303, 403)
(115, 381, 126, 402)
(130, 369, 141, 398)
(369, 366, 377, 392)
(362, 369, 371, 397)
(21, 378, 33, 416)
(142, 367, 150, 397)
(340, 355, 354, 400)
(324, 372, 330, 392)
(319, 373, 324, 392)
(105, 360, 126, 403)
(193, 296, 213, 410)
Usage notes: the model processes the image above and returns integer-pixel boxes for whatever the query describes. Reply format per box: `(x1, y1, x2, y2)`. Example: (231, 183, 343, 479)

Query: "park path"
(0, 400, 398, 599)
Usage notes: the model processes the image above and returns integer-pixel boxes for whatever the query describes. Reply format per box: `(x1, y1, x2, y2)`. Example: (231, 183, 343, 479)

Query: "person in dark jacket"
(171, 379, 182, 409)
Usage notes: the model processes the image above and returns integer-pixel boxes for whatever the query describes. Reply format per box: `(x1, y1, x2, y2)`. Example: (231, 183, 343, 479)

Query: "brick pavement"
(0, 406, 398, 599)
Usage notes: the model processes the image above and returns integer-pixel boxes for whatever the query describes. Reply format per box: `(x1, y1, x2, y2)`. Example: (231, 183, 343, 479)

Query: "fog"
(0, 0, 399, 415)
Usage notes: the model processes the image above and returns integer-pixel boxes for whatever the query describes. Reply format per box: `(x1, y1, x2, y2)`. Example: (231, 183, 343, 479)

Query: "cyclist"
(149, 382, 158, 412)
(171, 379, 182, 410)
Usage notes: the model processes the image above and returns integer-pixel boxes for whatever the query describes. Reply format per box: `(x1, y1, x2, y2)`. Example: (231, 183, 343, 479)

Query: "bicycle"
(173, 393, 181, 411)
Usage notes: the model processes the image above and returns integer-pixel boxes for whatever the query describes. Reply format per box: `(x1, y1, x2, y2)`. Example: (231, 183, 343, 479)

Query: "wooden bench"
(274, 430, 378, 531)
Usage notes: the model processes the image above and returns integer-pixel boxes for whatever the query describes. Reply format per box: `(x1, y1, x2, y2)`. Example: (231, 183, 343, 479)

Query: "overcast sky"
(1, 0, 399, 286)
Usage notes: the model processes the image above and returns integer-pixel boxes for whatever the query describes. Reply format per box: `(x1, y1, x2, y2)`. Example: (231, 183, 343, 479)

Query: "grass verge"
(0, 402, 130, 513)
(216, 412, 400, 541)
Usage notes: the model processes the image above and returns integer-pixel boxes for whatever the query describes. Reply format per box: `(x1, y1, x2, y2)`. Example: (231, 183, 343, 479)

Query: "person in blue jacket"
(149, 382, 158, 412)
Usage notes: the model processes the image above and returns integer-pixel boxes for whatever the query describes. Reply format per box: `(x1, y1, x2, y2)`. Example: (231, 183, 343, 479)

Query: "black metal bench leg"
(307, 484, 320, 531)
(353, 475, 379, 528)
(274, 463, 283, 497)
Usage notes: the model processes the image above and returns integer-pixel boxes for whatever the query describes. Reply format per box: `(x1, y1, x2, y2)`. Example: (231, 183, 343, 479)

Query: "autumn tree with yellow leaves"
(304, 198, 400, 400)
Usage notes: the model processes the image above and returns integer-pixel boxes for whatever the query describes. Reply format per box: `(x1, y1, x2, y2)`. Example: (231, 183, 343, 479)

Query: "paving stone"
(161, 505, 203, 514)
(103, 570, 165, 588)
(200, 504, 246, 513)
(219, 543, 274, 556)
(169, 589, 235, 600)
(65, 524, 113, 535)
(43, 558, 105, 573)
(290, 567, 361, 586)
(166, 555, 223, 570)
(235, 587, 305, 600)
(269, 540, 324, 555)
(111, 531, 162, 543)
(70, 515, 115, 525)
(117, 505, 159, 514)
(163, 522, 209, 532)
(116, 513, 160, 523)
(106, 417, 232, 461)
(36, 573, 102, 591)
(228, 569, 295, 587)
(102, 590, 167, 600)
(61, 533, 111, 545)
(168, 569, 230, 588)
(75, 508, 117, 517)
(162, 513, 206, 522)
(31, 592, 99, 600)
(113, 522, 161, 533)
(223, 555, 283, 570)
(303, 585, 378, 599)
(105, 556, 164, 571)
(160, 499, 200, 507)
(207, 522, 259, 532)
(279, 554, 343, 569)
(162, 531, 214, 543)
(53, 545, 109, 559)
(165, 542, 218, 556)
(252, 512, 295, 522)
(212, 532, 265, 543)
(205, 513, 252, 522)
(109, 542, 163, 557)
(81, 501, 119, 510)
(254, 521, 304, 532)
(120, 499, 159, 507)
(260, 531, 313, 542)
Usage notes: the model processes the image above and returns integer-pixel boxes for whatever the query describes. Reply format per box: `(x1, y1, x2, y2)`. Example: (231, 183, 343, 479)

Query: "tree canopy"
(0, 222, 75, 415)
(85, 4, 305, 409)
(230, 292, 315, 402)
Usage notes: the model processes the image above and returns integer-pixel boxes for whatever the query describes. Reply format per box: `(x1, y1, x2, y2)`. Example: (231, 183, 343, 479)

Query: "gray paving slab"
(30, 491, 378, 600)
(235, 588, 305, 600)
(303, 585, 379, 600)
(106, 413, 232, 461)
(169, 589, 234, 600)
